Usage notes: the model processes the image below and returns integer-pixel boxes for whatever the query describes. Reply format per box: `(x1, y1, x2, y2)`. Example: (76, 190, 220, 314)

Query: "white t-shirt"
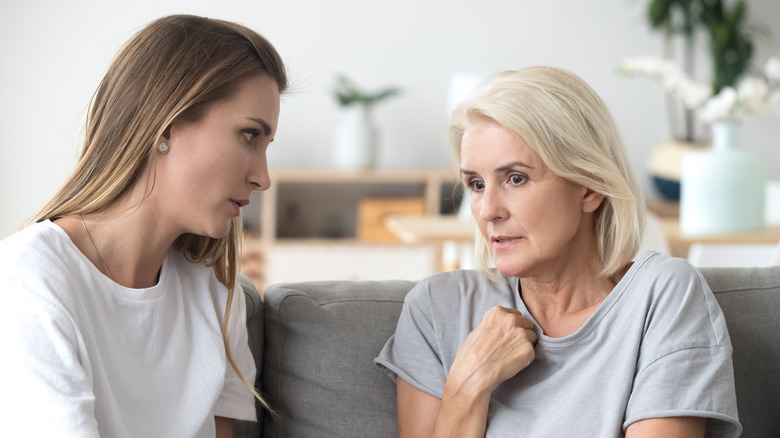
(375, 251, 741, 437)
(0, 220, 257, 437)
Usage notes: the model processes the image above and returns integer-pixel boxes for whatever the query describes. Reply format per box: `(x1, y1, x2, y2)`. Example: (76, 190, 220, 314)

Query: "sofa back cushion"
(261, 280, 414, 438)
(257, 266, 780, 437)
(701, 266, 780, 437)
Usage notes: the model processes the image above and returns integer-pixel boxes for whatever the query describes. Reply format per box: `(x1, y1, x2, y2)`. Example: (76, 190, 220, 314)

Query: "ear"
(581, 188, 605, 214)
(162, 125, 171, 140)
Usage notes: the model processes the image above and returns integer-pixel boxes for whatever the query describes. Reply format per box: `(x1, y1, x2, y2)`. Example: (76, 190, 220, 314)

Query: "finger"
(515, 316, 535, 330)
(527, 328, 539, 345)
(497, 306, 523, 316)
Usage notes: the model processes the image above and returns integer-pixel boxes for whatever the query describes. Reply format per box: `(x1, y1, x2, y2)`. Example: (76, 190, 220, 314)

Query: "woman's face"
(460, 117, 601, 278)
(156, 73, 281, 239)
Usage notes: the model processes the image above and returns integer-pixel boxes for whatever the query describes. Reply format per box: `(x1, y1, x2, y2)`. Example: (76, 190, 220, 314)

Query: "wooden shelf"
(660, 217, 780, 258)
(247, 168, 459, 245)
(384, 215, 475, 243)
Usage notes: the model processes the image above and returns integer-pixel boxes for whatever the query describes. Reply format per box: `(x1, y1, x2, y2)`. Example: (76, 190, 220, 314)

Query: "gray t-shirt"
(375, 251, 740, 437)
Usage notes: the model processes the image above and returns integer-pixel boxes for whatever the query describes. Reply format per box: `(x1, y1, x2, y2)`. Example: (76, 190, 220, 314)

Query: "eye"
(508, 173, 527, 185)
(243, 130, 259, 145)
(465, 178, 485, 193)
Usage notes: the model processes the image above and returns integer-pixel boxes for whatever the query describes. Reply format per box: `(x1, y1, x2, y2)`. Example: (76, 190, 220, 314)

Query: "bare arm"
(397, 306, 537, 438)
(397, 376, 491, 438)
(215, 416, 234, 438)
(625, 416, 706, 438)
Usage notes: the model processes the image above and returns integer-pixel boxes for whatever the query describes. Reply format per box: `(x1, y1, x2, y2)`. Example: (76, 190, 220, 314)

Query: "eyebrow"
(248, 117, 272, 136)
(460, 161, 534, 176)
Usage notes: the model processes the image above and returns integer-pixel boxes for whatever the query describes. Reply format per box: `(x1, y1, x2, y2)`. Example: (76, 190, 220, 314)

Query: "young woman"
(375, 67, 740, 437)
(0, 15, 287, 437)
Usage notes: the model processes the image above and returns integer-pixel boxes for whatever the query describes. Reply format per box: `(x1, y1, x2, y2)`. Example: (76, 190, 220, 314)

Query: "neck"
(58, 192, 180, 289)
(519, 247, 621, 338)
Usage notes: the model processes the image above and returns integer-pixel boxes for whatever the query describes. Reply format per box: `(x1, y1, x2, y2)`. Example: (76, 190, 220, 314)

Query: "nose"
(477, 184, 506, 223)
(249, 155, 272, 192)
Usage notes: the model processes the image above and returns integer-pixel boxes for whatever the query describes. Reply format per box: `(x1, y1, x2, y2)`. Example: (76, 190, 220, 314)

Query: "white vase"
(333, 105, 376, 169)
(680, 120, 768, 234)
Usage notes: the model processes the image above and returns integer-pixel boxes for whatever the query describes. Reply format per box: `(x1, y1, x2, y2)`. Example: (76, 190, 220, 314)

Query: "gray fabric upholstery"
(234, 275, 265, 438)
(700, 266, 780, 437)
(236, 266, 780, 437)
(261, 280, 413, 438)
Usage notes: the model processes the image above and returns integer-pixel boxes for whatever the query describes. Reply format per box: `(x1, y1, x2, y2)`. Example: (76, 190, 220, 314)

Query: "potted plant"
(620, 0, 759, 199)
(621, 0, 780, 233)
(332, 75, 400, 169)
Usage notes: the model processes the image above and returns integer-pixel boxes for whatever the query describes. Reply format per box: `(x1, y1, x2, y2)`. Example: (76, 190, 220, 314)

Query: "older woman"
(375, 67, 740, 437)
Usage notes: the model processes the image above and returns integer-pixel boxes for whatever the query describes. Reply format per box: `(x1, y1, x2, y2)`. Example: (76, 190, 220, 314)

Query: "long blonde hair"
(29, 15, 287, 408)
(449, 66, 645, 279)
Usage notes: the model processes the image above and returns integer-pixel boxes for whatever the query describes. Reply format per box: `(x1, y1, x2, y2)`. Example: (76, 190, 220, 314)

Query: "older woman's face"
(460, 118, 599, 278)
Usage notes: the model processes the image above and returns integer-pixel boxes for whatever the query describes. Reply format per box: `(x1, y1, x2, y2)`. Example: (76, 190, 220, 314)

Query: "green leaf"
(332, 75, 401, 107)
(648, 0, 672, 28)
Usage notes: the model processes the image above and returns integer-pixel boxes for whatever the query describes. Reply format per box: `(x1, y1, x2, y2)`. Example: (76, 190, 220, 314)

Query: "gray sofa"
(235, 266, 780, 437)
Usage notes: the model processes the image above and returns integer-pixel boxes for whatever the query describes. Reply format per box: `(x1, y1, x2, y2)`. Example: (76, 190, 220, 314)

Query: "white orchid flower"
(621, 55, 780, 123)
(680, 80, 712, 107)
(738, 77, 769, 113)
(699, 87, 738, 122)
(765, 57, 780, 82)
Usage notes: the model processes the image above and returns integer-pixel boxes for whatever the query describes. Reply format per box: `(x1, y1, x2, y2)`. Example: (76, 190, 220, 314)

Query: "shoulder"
(627, 251, 706, 298)
(0, 221, 81, 299)
(409, 269, 513, 304)
(0, 223, 84, 344)
(626, 251, 730, 346)
(0, 221, 62, 265)
(634, 250, 698, 276)
(403, 269, 516, 326)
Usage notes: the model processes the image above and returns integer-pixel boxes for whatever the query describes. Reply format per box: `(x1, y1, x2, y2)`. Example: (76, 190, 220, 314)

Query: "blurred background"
(2, 0, 779, 284)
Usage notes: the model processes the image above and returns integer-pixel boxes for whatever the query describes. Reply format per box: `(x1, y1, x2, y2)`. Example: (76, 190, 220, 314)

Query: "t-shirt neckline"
(512, 250, 657, 346)
(43, 219, 170, 300)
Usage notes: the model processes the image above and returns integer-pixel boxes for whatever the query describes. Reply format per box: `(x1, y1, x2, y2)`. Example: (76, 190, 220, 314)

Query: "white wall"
(2, 0, 779, 238)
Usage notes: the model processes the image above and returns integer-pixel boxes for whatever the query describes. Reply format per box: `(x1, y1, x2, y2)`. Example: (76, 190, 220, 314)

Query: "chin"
(200, 221, 233, 240)
(493, 257, 527, 278)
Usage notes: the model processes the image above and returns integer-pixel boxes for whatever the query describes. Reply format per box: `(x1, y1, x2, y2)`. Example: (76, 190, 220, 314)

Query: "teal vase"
(680, 121, 767, 234)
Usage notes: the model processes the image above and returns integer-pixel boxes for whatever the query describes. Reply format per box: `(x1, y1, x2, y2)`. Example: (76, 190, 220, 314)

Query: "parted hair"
(449, 66, 645, 279)
(29, 14, 288, 407)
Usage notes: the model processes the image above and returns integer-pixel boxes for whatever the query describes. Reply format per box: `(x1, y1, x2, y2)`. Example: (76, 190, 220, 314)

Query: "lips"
(491, 235, 522, 248)
(230, 199, 250, 216)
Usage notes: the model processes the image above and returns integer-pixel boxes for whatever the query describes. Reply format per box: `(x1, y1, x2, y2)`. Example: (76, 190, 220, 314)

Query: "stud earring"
(158, 142, 169, 153)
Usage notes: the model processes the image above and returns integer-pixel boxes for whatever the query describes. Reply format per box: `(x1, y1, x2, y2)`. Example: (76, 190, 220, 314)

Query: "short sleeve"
(624, 264, 740, 436)
(374, 281, 448, 399)
(0, 280, 100, 437)
(213, 280, 258, 421)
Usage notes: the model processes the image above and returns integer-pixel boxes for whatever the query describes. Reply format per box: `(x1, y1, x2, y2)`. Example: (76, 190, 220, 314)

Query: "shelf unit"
(250, 168, 460, 245)
(239, 168, 461, 289)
